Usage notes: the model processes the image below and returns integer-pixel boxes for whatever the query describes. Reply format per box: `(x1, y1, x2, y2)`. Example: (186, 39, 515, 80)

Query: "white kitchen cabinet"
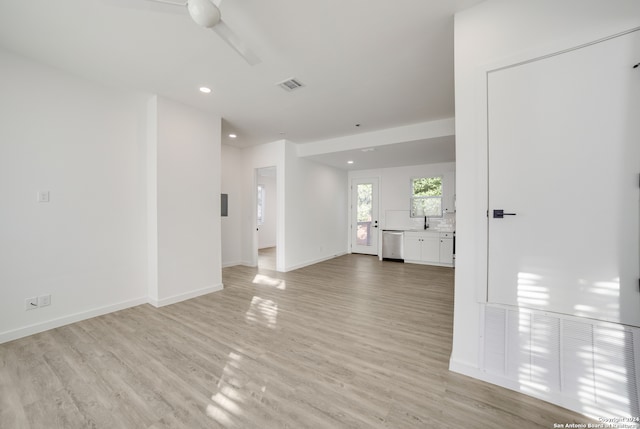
(404, 231, 440, 264)
(439, 232, 454, 265)
(404, 231, 454, 267)
(403, 233, 423, 261)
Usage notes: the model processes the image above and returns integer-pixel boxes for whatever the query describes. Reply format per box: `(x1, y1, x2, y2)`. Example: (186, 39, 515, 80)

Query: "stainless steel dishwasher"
(382, 230, 404, 261)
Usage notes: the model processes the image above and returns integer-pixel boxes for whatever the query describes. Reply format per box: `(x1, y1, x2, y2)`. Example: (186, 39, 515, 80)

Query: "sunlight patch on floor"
(245, 296, 278, 328)
(253, 274, 286, 290)
(206, 351, 248, 425)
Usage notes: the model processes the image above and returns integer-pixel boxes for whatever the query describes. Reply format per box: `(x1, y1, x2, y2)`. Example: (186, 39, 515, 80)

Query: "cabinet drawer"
(404, 231, 439, 238)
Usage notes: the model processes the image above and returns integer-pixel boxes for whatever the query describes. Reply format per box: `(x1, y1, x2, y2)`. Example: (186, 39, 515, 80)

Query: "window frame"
(409, 176, 443, 218)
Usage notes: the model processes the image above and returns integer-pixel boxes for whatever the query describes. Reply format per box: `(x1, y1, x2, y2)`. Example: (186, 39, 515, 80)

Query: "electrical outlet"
(25, 297, 38, 311)
(38, 294, 51, 307)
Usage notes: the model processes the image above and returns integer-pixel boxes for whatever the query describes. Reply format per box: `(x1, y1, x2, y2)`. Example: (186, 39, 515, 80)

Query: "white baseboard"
(147, 283, 223, 308)
(284, 252, 347, 272)
(0, 296, 148, 345)
(448, 358, 480, 378)
(1, 283, 225, 344)
(449, 359, 521, 391)
(404, 260, 454, 268)
(222, 260, 242, 268)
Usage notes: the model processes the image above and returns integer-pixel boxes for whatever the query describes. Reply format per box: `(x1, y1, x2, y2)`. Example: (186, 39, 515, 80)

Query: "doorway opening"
(256, 166, 278, 270)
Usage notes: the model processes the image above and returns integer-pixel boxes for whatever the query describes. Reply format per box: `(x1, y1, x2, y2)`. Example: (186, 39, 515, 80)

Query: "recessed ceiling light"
(229, 134, 237, 138)
(347, 160, 354, 164)
(361, 148, 375, 152)
(199, 87, 212, 94)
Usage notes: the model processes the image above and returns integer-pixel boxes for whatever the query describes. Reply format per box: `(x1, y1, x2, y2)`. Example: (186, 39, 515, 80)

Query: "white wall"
(0, 50, 224, 343)
(147, 96, 222, 307)
(349, 162, 456, 234)
(239, 140, 285, 268)
(257, 173, 277, 249)
(234, 140, 348, 271)
(452, 0, 640, 412)
(221, 144, 243, 267)
(0, 49, 148, 342)
(284, 142, 348, 271)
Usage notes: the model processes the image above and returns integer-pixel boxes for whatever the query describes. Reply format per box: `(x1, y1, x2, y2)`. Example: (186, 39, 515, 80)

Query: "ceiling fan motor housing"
(187, 0, 221, 28)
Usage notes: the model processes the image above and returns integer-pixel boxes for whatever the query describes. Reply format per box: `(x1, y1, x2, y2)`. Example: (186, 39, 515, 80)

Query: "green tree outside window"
(411, 177, 442, 217)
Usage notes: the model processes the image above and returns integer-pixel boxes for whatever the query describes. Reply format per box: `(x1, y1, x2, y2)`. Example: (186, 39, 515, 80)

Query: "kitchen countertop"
(385, 229, 455, 233)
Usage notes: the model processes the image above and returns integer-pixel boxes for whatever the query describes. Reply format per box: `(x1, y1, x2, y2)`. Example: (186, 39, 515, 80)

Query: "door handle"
(493, 209, 516, 219)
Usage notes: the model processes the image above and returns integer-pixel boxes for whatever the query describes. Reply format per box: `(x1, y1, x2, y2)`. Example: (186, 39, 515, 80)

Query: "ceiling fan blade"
(139, 0, 187, 14)
(101, 0, 187, 15)
(143, 0, 186, 6)
(212, 21, 261, 66)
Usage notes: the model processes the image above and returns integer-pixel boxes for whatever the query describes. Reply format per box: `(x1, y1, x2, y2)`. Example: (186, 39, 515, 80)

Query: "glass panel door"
(351, 178, 379, 255)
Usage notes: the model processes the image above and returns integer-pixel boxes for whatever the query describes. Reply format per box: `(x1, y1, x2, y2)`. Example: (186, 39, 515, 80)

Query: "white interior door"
(351, 178, 379, 255)
(487, 30, 640, 326)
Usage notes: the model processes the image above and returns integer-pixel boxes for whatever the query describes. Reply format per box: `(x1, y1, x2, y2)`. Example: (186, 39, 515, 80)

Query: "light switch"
(37, 191, 50, 203)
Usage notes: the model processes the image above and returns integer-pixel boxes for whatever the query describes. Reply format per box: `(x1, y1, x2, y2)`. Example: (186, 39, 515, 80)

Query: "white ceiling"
(0, 0, 482, 163)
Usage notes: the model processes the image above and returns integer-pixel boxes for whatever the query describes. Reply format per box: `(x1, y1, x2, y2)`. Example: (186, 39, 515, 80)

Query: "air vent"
(483, 304, 640, 418)
(277, 78, 305, 92)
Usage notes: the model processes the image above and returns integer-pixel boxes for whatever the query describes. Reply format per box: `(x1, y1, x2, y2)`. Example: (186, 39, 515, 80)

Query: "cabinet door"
(422, 236, 440, 263)
(404, 235, 422, 261)
(440, 238, 454, 264)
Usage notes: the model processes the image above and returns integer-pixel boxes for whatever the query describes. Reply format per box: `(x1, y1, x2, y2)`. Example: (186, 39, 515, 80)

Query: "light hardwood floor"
(0, 255, 593, 428)
(258, 247, 277, 271)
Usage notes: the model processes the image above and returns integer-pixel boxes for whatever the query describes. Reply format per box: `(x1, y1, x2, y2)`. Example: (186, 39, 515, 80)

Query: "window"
(410, 176, 442, 218)
(356, 183, 373, 246)
(257, 184, 265, 225)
